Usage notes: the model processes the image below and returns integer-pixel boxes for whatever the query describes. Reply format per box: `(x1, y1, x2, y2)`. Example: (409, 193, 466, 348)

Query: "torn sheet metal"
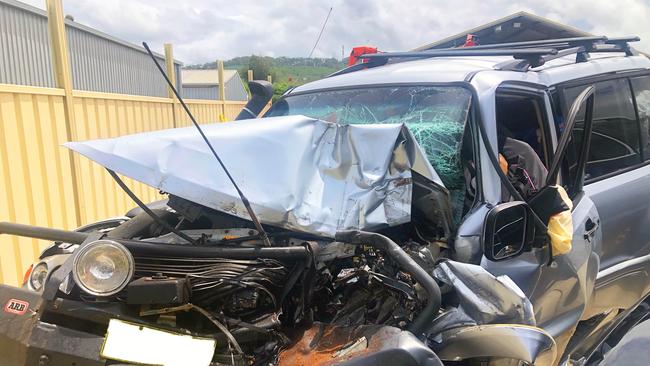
(277, 323, 441, 366)
(430, 324, 556, 365)
(430, 260, 535, 334)
(65, 115, 442, 238)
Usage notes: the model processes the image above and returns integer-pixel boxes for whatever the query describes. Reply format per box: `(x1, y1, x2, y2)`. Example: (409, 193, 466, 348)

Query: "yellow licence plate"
(101, 319, 216, 366)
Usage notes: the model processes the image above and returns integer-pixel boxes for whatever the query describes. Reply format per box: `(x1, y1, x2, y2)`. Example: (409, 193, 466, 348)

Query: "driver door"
(483, 85, 601, 351)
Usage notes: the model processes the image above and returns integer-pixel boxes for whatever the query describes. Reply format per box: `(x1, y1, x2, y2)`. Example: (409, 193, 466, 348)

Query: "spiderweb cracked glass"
(270, 86, 471, 221)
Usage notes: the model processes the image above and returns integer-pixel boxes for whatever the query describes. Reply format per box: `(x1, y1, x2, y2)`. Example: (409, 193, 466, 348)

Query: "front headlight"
(72, 240, 134, 296)
(29, 262, 49, 291)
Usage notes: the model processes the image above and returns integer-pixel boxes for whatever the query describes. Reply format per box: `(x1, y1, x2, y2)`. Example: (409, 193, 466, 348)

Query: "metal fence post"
(46, 0, 81, 227)
(218, 60, 226, 121)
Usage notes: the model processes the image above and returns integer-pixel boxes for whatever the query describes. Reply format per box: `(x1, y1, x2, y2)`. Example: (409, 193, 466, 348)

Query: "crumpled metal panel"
(65, 115, 442, 238)
(430, 260, 536, 335)
(277, 323, 442, 366)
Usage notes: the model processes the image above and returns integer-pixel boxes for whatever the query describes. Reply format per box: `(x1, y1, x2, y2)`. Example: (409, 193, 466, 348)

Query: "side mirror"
(483, 201, 534, 261)
(235, 80, 274, 120)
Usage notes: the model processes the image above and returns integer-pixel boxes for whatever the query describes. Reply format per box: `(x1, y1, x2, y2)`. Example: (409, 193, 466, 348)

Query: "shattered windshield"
(267, 85, 472, 218)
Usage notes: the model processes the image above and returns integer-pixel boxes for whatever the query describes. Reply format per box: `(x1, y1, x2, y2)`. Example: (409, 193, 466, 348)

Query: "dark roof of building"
(414, 11, 591, 51)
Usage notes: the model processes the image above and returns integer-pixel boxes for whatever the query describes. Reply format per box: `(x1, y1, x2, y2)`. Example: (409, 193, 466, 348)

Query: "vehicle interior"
(495, 91, 551, 169)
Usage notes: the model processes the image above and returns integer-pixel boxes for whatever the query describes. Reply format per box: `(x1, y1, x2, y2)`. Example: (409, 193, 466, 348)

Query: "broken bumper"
(0, 284, 443, 366)
(0, 285, 105, 366)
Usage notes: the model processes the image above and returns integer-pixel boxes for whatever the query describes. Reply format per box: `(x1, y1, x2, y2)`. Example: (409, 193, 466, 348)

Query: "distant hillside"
(186, 56, 345, 84)
(186, 56, 346, 101)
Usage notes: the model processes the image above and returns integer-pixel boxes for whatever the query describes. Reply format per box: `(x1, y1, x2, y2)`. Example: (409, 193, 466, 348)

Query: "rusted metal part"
(278, 323, 407, 366)
(277, 323, 443, 365)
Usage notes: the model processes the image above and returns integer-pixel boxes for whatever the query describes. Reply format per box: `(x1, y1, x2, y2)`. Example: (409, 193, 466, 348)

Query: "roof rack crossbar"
(541, 46, 587, 63)
(456, 36, 608, 51)
(327, 35, 641, 77)
(327, 59, 388, 77)
(606, 36, 641, 44)
(604, 36, 640, 56)
(496, 46, 591, 72)
(496, 40, 640, 72)
(361, 47, 557, 59)
(358, 48, 557, 69)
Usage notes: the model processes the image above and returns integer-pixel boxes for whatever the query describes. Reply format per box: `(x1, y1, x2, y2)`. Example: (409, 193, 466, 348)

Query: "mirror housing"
(235, 80, 274, 120)
(483, 201, 534, 261)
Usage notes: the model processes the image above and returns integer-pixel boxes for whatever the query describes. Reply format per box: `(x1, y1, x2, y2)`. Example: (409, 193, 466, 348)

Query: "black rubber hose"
(0, 221, 89, 244)
(121, 239, 309, 259)
(335, 230, 442, 336)
(0, 221, 310, 260)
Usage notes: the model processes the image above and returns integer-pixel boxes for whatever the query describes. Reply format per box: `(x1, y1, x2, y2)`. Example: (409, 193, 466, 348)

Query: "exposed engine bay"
(9, 186, 550, 366)
(0, 101, 563, 366)
(45, 194, 450, 364)
(3, 113, 552, 365)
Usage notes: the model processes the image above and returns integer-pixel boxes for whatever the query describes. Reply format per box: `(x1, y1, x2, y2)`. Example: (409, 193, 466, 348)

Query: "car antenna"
(142, 42, 271, 246)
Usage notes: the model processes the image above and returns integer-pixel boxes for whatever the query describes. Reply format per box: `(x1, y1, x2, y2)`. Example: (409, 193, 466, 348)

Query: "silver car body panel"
(57, 49, 650, 364)
(296, 54, 650, 205)
(290, 54, 650, 354)
(65, 115, 442, 238)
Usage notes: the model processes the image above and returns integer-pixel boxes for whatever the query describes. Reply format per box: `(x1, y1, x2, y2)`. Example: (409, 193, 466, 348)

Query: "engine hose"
(335, 230, 442, 336)
(0, 221, 310, 260)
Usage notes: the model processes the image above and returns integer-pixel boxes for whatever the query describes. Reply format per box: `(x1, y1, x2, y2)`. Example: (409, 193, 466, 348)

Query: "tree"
(246, 55, 275, 81)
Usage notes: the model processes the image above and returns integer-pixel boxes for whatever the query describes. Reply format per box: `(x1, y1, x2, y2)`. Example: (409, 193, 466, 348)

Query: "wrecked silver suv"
(2, 36, 650, 366)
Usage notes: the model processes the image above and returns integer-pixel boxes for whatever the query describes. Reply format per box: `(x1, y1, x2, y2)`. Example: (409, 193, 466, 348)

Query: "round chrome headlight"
(29, 262, 49, 291)
(72, 240, 134, 296)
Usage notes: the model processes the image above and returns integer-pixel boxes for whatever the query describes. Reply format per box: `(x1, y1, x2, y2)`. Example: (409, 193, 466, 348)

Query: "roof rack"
(495, 36, 641, 71)
(361, 47, 558, 61)
(456, 36, 608, 51)
(496, 46, 588, 71)
(333, 48, 558, 76)
(327, 48, 558, 77)
(328, 35, 641, 77)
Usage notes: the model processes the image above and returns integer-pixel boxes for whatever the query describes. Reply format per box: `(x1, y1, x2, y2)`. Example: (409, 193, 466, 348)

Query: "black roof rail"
(495, 38, 641, 72)
(360, 48, 558, 66)
(327, 59, 388, 77)
(495, 46, 587, 71)
(458, 36, 608, 51)
(327, 36, 640, 77)
(605, 36, 640, 56)
(606, 36, 641, 44)
(328, 48, 558, 77)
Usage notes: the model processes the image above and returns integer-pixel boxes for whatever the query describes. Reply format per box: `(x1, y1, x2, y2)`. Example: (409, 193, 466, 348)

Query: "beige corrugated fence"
(0, 84, 249, 286)
(0, 0, 267, 287)
(0, 0, 268, 285)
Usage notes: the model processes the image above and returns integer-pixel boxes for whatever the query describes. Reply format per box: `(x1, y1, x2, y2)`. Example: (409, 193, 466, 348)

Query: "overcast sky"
(22, 0, 650, 65)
